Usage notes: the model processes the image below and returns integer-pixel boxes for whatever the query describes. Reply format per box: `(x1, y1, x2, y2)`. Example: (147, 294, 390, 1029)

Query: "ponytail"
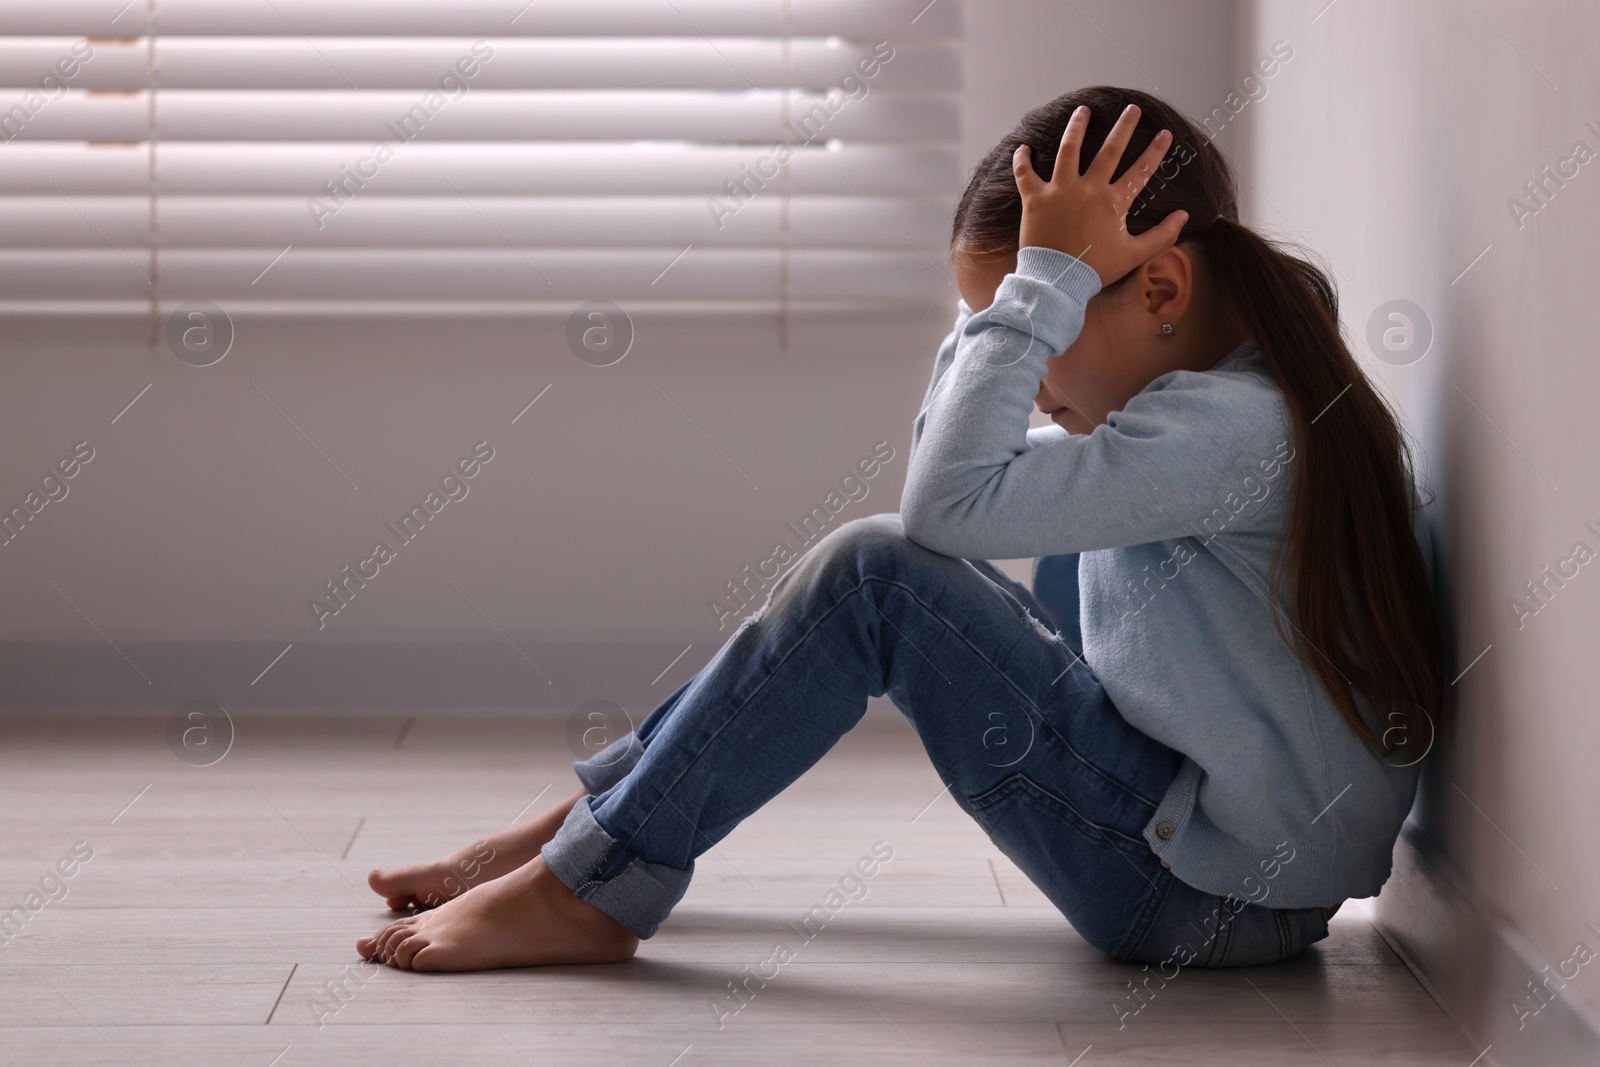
(1203, 217, 1441, 758)
(952, 86, 1443, 762)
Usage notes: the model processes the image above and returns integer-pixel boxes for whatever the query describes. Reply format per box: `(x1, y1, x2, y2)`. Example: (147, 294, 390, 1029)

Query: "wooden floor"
(0, 707, 1481, 1066)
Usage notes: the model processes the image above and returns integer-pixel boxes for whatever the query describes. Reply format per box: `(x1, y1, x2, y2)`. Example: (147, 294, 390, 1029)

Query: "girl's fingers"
(1053, 104, 1091, 184)
(1087, 103, 1141, 182)
(1012, 143, 1044, 195)
(1116, 129, 1174, 207)
(1130, 208, 1190, 258)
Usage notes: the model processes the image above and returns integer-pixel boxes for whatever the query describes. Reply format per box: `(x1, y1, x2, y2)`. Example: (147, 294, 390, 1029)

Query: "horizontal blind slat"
(0, 195, 953, 249)
(175, 142, 965, 194)
(0, 0, 958, 38)
(129, 249, 951, 300)
(0, 250, 953, 302)
(0, 39, 954, 92)
(0, 143, 961, 195)
(0, 144, 150, 193)
(0, 251, 153, 298)
(1, 91, 957, 144)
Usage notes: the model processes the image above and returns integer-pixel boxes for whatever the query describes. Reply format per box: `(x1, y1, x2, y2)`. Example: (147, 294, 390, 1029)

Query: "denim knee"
(810, 513, 908, 561)
(797, 513, 938, 592)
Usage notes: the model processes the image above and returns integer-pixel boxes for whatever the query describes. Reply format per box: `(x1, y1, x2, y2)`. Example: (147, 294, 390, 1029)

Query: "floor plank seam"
(987, 857, 1007, 906)
(264, 964, 298, 1026)
(340, 817, 367, 861)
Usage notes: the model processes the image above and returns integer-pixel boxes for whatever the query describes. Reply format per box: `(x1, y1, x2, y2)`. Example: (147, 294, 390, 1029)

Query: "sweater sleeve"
(900, 246, 1288, 561)
(907, 300, 973, 471)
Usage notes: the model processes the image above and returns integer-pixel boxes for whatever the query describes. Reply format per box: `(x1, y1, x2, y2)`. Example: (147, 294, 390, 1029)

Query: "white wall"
(962, 0, 1236, 172)
(0, 308, 937, 645)
(1239, 0, 1600, 1057)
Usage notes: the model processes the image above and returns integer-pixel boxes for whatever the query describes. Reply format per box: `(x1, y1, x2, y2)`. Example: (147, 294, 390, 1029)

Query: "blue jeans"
(542, 514, 1329, 967)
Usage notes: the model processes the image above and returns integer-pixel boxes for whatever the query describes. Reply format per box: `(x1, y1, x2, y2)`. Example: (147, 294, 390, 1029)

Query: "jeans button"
(1155, 820, 1175, 840)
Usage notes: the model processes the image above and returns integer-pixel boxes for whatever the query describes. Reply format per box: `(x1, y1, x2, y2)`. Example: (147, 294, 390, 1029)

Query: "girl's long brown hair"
(952, 86, 1441, 761)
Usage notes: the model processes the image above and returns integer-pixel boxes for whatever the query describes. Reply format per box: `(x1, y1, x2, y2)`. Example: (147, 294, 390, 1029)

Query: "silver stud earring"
(1160, 323, 1175, 336)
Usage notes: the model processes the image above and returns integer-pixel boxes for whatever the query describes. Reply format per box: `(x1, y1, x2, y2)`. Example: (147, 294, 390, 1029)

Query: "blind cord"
(145, 0, 159, 351)
(777, 0, 792, 353)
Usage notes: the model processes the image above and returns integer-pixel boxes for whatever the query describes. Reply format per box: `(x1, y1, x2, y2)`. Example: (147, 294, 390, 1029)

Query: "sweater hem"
(1142, 761, 1397, 908)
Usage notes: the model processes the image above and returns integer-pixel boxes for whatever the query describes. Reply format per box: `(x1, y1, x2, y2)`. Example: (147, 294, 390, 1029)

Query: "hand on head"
(1012, 102, 1190, 286)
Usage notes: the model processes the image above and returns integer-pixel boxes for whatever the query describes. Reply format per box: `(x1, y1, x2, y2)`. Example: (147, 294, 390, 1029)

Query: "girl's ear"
(1140, 245, 1193, 325)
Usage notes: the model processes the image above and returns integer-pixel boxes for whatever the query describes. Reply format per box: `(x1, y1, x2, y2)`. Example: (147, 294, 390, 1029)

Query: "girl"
(357, 86, 1443, 972)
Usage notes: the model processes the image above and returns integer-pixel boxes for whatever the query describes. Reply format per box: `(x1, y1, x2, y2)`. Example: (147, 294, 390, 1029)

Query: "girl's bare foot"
(356, 855, 639, 972)
(366, 789, 586, 910)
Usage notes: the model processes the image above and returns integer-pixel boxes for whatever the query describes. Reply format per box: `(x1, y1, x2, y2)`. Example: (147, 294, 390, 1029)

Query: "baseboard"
(0, 639, 715, 715)
(1370, 823, 1600, 1067)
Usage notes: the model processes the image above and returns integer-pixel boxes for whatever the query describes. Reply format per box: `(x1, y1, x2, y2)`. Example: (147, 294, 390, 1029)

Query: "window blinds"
(0, 0, 962, 325)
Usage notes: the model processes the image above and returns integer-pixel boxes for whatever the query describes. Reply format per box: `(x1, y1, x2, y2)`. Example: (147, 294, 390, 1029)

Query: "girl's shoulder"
(1148, 338, 1273, 392)
(1129, 340, 1289, 441)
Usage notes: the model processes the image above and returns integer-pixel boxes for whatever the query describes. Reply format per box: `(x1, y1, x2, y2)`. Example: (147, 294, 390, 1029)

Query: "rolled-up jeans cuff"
(572, 732, 644, 794)
(540, 797, 693, 939)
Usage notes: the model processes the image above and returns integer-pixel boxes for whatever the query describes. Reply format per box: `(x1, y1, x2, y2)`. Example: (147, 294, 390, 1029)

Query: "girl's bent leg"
(539, 512, 1186, 949)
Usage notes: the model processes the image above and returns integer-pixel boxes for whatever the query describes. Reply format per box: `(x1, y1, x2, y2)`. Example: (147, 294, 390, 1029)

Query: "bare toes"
(392, 931, 430, 970)
(361, 927, 392, 962)
(370, 867, 433, 911)
(367, 867, 404, 894)
(374, 920, 413, 962)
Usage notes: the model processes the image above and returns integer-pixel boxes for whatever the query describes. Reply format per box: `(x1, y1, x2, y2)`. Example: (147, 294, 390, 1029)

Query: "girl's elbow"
(900, 500, 964, 556)
(898, 496, 935, 544)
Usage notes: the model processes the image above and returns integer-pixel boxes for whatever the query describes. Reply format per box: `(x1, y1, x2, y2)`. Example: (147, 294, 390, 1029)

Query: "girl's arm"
(906, 300, 973, 471)
(909, 301, 1067, 477)
(900, 246, 1287, 561)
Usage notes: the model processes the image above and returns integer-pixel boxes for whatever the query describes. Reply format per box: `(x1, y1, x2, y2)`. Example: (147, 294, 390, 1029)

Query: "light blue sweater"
(901, 246, 1426, 908)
